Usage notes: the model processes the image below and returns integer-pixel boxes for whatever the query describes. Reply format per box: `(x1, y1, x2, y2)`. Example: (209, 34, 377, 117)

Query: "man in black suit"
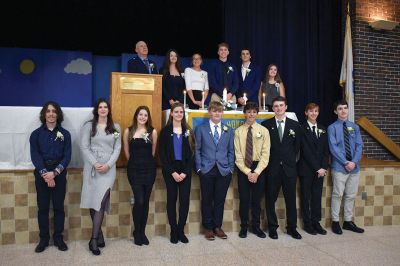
(127, 41, 158, 74)
(297, 103, 329, 235)
(261, 96, 302, 240)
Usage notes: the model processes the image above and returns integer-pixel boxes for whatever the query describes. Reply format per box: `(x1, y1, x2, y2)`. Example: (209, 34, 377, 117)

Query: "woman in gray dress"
(80, 98, 121, 255)
(259, 64, 286, 111)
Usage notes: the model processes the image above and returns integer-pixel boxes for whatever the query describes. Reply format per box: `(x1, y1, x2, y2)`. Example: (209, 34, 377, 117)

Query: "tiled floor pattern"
(1, 225, 400, 266)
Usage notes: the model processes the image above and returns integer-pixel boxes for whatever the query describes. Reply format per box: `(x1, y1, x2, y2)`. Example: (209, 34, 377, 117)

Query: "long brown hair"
(90, 98, 116, 137)
(161, 49, 184, 76)
(166, 103, 190, 131)
(263, 64, 283, 84)
(128, 106, 154, 140)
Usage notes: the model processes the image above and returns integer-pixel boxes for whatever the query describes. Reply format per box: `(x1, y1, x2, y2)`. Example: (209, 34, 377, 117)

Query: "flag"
(339, 4, 355, 122)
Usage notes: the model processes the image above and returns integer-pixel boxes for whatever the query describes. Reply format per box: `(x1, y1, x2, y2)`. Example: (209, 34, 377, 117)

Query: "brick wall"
(352, 0, 400, 161)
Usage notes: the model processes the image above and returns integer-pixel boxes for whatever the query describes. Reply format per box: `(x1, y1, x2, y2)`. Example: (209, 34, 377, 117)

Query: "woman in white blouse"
(184, 53, 209, 109)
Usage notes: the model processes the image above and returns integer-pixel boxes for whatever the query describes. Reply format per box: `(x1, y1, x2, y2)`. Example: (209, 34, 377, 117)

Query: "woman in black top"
(123, 106, 158, 246)
(259, 64, 286, 111)
(159, 103, 194, 244)
(161, 49, 186, 110)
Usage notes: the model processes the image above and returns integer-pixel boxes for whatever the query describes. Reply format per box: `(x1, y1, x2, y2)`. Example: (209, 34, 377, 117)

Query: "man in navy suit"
(127, 41, 159, 74)
(261, 96, 302, 240)
(236, 49, 262, 107)
(298, 103, 329, 235)
(194, 101, 235, 240)
(208, 42, 239, 103)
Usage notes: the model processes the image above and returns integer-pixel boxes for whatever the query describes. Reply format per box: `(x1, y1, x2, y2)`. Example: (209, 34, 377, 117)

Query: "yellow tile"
(1, 220, 15, 233)
(392, 215, 400, 225)
(154, 213, 167, 224)
(28, 219, 39, 231)
(373, 216, 383, 225)
(15, 231, 29, 244)
(28, 194, 37, 206)
(384, 186, 393, 195)
(105, 215, 119, 226)
(14, 206, 29, 219)
(374, 196, 384, 206)
(14, 179, 28, 194)
(81, 216, 92, 228)
(383, 206, 393, 216)
(364, 206, 374, 216)
(393, 195, 400, 205)
(0, 195, 15, 208)
(118, 226, 131, 238)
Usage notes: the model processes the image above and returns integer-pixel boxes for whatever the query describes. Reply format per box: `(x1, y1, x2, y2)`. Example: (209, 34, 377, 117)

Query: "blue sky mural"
(0, 47, 92, 107)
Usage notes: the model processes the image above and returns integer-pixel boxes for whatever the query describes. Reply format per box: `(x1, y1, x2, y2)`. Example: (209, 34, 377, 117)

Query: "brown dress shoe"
(204, 230, 215, 241)
(214, 228, 228, 239)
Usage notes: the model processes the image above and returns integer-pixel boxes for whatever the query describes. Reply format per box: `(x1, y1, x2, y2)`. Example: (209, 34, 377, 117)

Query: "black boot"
(88, 238, 100, 255)
(178, 229, 189, 243)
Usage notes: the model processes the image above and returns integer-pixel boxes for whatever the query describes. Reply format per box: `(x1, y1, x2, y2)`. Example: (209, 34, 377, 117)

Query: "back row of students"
(127, 41, 285, 111)
(30, 97, 363, 256)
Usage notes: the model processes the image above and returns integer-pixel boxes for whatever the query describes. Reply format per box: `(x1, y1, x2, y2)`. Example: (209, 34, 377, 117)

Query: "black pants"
(300, 174, 324, 226)
(34, 169, 66, 241)
(266, 166, 297, 230)
(200, 166, 232, 230)
(162, 160, 192, 231)
(188, 90, 203, 109)
(237, 161, 265, 229)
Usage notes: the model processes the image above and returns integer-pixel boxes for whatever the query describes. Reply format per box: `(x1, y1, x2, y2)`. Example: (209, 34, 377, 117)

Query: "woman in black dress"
(259, 64, 286, 111)
(159, 103, 193, 244)
(123, 106, 158, 246)
(161, 49, 186, 110)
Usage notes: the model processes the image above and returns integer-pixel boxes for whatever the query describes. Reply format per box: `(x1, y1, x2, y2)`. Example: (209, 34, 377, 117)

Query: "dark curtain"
(223, 0, 343, 125)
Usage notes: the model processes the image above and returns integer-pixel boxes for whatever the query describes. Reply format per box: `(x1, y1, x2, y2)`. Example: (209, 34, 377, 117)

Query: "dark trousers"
(128, 179, 154, 235)
(300, 174, 323, 225)
(266, 166, 297, 230)
(200, 166, 232, 230)
(188, 90, 203, 109)
(34, 170, 66, 241)
(237, 161, 265, 229)
(162, 160, 192, 231)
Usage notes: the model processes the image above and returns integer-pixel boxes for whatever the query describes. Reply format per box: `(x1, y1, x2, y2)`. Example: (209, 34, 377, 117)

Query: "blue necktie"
(213, 125, 219, 145)
(143, 59, 151, 74)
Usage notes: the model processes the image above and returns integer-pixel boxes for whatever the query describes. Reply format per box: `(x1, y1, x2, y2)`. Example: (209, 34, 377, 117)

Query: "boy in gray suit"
(195, 101, 235, 240)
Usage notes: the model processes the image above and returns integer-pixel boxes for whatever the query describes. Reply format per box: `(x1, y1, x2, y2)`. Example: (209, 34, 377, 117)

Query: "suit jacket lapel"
(269, 119, 281, 143)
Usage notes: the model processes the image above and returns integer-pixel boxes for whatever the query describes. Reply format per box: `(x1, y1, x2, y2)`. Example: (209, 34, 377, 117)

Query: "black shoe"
(304, 225, 317, 235)
(251, 227, 266, 238)
(268, 229, 278, 240)
(313, 223, 327, 235)
(178, 231, 189, 243)
(97, 230, 105, 248)
(133, 232, 142, 246)
(287, 228, 302, 239)
(54, 239, 68, 251)
(332, 221, 343, 235)
(343, 221, 364, 233)
(34, 240, 49, 253)
(141, 233, 149, 245)
(238, 229, 247, 238)
(170, 230, 178, 244)
(88, 238, 100, 255)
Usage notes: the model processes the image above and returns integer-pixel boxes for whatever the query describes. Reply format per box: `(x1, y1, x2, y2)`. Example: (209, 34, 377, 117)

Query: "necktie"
(312, 126, 318, 139)
(213, 125, 219, 145)
(245, 126, 253, 168)
(143, 59, 151, 74)
(278, 120, 283, 142)
(343, 122, 352, 161)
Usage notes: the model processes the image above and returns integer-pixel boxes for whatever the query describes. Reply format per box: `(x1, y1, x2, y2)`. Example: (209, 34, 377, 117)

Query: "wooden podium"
(110, 72, 162, 166)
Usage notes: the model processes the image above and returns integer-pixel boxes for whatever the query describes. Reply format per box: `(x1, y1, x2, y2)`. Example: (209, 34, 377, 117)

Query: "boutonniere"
(245, 68, 251, 76)
(201, 72, 207, 79)
(347, 127, 355, 134)
(181, 73, 185, 78)
(222, 125, 229, 132)
(275, 82, 280, 88)
(256, 132, 262, 139)
(227, 66, 234, 74)
(149, 63, 154, 70)
(141, 132, 151, 143)
(113, 129, 120, 139)
(318, 129, 326, 135)
(288, 129, 296, 137)
(184, 129, 191, 137)
(55, 131, 64, 141)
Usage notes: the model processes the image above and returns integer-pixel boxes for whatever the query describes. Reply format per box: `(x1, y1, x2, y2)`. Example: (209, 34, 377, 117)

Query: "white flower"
(318, 129, 325, 134)
(275, 82, 280, 88)
(347, 127, 355, 134)
(223, 125, 228, 132)
(181, 73, 185, 78)
(289, 129, 296, 137)
(149, 63, 154, 70)
(142, 132, 151, 143)
(55, 131, 64, 141)
(227, 66, 234, 74)
(256, 132, 262, 139)
(245, 68, 251, 76)
(184, 129, 191, 137)
(201, 72, 207, 79)
(113, 130, 120, 139)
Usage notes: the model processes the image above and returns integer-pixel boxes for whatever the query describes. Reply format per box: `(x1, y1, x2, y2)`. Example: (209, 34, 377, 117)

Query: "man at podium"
(127, 41, 159, 74)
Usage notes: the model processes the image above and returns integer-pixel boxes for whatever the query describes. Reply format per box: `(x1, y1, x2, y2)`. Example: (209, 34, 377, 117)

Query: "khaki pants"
(331, 170, 360, 221)
(210, 93, 237, 103)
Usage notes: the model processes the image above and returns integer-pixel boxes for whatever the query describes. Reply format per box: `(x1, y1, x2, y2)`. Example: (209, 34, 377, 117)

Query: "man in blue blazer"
(236, 49, 262, 107)
(208, 42, 239, 103)
(127, 41, 159, 74)
(195, 101, 235, 240)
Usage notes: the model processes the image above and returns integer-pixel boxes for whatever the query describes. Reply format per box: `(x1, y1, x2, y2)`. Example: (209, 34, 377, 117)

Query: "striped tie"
(213, 125, 219, 145)
(343, 122, 352, 161)
(245, 126, 253, 168)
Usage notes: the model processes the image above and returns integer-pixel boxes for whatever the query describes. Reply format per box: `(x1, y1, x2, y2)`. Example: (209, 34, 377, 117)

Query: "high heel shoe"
(97, 231, 105, 248)
(89, 238, 101, 255)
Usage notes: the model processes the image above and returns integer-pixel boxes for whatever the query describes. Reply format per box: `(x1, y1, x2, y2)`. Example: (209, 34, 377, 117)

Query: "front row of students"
(30, 97, 364, 255)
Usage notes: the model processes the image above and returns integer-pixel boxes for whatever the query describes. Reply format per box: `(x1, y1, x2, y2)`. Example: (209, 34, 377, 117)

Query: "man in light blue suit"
(195, 101, 235, 240)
